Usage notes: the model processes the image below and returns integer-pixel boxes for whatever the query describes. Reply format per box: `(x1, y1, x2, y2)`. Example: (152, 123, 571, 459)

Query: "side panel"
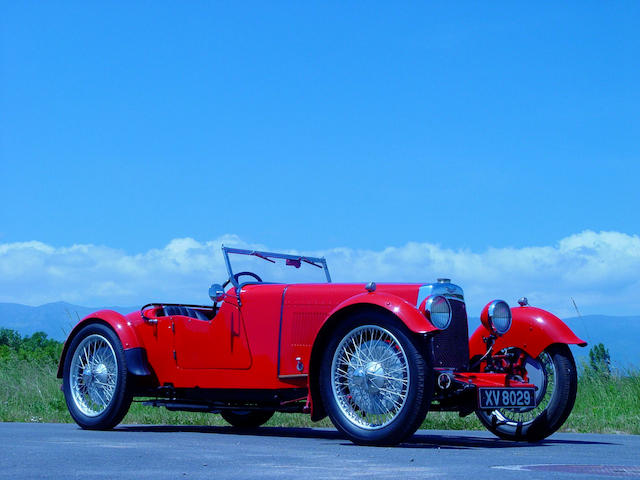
(469, 306, 587, 359)
(167, 283, 427, 389)
(173, 301, 252, 369)
(279, 292, 333, 377)
(131, 312, 176, 384)
(167, 284, 289, 389)
(280, 285, 433, 378)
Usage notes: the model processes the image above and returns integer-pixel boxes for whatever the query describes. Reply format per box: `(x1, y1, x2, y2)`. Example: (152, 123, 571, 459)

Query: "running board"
(143, 400, 220, 413)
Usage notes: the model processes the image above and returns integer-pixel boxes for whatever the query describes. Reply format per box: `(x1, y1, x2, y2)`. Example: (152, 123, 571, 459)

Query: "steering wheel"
(234, 271, 262, 284)
(222, 271, 263, 288)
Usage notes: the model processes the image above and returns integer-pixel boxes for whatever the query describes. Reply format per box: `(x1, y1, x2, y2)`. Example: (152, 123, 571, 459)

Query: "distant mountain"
(1, 302, 637, 368)
(0, 302, 137, 341)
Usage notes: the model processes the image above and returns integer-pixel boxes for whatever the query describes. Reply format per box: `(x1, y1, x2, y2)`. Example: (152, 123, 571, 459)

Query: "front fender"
(307, 291, 436, 421)
(325, 291, 439, 334)
(56, 309, 144, 378)
(469, 306, 587, 359)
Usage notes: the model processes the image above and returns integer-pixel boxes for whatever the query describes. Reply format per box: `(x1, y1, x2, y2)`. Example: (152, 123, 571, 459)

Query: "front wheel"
(62, 323, 132, 429)
(319, 311, 432, 445)
(476, 344, 577, 442)
(221, 410, 274, 428)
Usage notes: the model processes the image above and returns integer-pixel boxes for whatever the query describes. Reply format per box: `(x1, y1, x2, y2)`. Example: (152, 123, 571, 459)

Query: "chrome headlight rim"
(487, 299, 512, 335)
(424, 295, 452, 330)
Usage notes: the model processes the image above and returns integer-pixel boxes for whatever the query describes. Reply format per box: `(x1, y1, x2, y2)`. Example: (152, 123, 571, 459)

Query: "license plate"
(478, 387, 536, 409)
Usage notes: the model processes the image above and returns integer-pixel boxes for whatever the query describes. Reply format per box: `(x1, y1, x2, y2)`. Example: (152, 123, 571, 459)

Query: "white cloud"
(324, 231, 640, 316)
(1, 231, 639, 316)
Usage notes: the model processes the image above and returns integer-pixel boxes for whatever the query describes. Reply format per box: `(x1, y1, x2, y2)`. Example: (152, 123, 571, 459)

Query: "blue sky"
(1, 3, 639, 314)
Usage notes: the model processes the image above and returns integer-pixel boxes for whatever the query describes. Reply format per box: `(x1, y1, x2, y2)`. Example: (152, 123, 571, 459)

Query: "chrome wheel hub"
(331, 325, 410, 430)
(350, 361, 386, 393)
(365, 361, 386, 390)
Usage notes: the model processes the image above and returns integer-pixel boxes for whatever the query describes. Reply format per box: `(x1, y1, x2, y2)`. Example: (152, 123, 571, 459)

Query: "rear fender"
(56, 310, 145, 378)
(307, 291, 436, 421)
(469, 306, 587, 360)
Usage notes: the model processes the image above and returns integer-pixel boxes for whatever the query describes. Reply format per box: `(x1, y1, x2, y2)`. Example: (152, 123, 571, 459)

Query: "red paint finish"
(123, 285, 283, 389)
(91, 309, 144, 349)
(130, 310, 176, 384)
(105, 283, 430, 389)
(278, 284, 433, 377)
(173, 302, 252, 370)
(59, 281, 574, 421)
(59, 283, 436, 386)
(327, 291, 439, 334)
(469, 306, 587, 359)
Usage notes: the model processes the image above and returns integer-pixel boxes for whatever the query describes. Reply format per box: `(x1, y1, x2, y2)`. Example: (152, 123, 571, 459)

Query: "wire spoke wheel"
(331, 325, 410, 430)
(475, 344, 577, 442)
(63, 323, 132, 429)
(320, 312, 431, 445)
(70, 334, 119, 417)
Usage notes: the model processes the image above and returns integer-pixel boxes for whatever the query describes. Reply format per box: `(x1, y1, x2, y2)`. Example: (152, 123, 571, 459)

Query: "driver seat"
(162, 305, 210, 321)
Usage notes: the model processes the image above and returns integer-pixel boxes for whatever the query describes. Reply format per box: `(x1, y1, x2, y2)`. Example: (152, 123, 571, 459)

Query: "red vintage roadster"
(58, 246, 586, 445)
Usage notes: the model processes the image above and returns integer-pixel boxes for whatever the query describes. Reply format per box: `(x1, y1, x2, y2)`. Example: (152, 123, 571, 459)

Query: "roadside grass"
(0, 356, 68, 423)
(566, 367, 640, 434)
(1, 353, 638, 434)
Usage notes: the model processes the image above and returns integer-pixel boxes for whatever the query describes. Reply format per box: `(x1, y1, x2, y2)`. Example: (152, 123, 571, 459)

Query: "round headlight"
(481, 300, 512, 335)
(424, 295, 452, 329)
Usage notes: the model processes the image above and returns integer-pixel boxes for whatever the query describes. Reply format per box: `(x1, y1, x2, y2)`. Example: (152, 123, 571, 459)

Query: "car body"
(58, 246, 586, 445)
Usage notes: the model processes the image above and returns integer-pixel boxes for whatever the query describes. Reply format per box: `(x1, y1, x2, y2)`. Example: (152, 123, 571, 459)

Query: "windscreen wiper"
(251, 251, 276, 263)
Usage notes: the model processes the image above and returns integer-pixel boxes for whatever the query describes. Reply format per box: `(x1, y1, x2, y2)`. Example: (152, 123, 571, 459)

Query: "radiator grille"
(430, 299, 470, 370)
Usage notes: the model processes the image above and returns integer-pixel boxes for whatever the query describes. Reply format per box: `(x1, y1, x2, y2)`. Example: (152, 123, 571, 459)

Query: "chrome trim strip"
(222, 245, 238, 289)
(276, 285, 289, 377)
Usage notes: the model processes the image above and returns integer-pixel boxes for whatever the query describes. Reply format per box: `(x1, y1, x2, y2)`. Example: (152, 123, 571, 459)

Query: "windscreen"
(225, 249, 330, 285)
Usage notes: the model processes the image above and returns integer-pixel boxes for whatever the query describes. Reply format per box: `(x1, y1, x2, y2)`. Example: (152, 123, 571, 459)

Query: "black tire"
(319, 310, 432, 446)
(476, 343, 577, 442)
(62, 323, 132, 430)
(221, 410, 274, 428)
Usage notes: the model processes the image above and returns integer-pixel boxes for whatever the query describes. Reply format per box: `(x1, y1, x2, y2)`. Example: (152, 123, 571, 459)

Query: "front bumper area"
(431, 369, 537, 416)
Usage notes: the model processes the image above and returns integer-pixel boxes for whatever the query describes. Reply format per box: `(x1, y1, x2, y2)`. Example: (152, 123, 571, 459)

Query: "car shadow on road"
(118, 424, 343, 440)
(116, 425, 617, 450)
(403, 433, 616, 450)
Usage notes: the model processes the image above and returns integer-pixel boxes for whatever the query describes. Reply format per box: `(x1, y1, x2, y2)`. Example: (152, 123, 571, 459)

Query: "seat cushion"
(162, 305, 209, 321)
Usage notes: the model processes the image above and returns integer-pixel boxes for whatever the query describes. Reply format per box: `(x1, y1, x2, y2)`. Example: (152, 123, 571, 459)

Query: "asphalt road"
(0, 423, 638, 479)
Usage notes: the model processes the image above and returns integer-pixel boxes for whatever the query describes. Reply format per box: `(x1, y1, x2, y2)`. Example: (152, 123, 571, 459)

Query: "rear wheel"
(319, 311, 432, 445)
(476, 344, 577, 442)
(62, 323, 132, 429)
(221, 410, 274, 428)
